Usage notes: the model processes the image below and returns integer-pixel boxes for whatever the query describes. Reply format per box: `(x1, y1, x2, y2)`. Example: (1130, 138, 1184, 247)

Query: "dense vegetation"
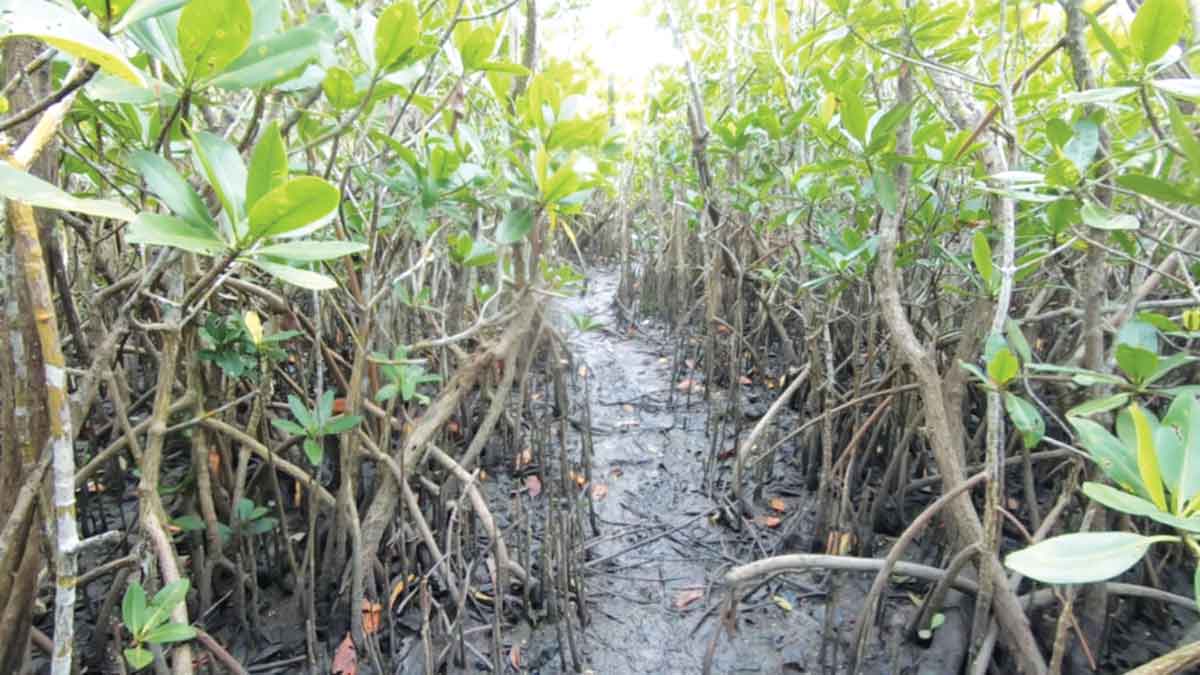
(3, 0, 1200, 673)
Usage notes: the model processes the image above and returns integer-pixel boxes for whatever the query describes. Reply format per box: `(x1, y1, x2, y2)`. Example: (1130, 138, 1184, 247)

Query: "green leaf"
(1004, 393, 1045, 449)
(171, 514, 205, 531)
(145, 622, 197, 645)
(498, 208, 534, 245)
(1085, 9, 1128, 72)
(1070, 416, 1144, 496)
(270, 418, 306, 436)
(248, 259, 337, 290)
(1068, 393, 1131, 418)
(247, 177, 340, 240)
(840, 90, 868, 143)
(1166, 98, 1200, 176)
(178, 0, 252, 80)
(1130, 0, 1186, 65)
(321, 66, 360, 110)
(255, 240, 367, 262)
(129, 151, 213, 229)
(124, 647, 154, 671)
(122, 582, 148, 633)
(1004, 531, 1159, 584)
(873, 171, 897, 214)
(1005, 319, 1033, 365)
(1154, 79, 1200, 102)
(318, 390, 334, 422)
(1118, 318, 1159, 353)
(1080, 201, 1139, 230)
(127, 214, 228, 255)
(1064, 119, 1100, 172)
(192, 131, 248, 226)
(1063, 87, 1138, 105)
(0, 164, 136, 222)
(375, 2, 420, 71)
(972, 231, 994, 288)
(478, 61, 530, 76)
(1083, 482, 1200, 532)
(460, 26, 497, 71)
(245, 122, 287, 212)
(323, 414, 362, 434)
(286, 394, 314, 429)
(1163, 394, 1200, 511)
(1132, 402, 1168, 511)
(541, 163, 583, 205)
(113, 0, 188, 33)
(2, 0, 147, 86)
(987, 346, 1018, 387)
(867, 101, 913, 154)
(150, 579, 190, 619)
(303, 437, 323, 465)
(1116, 344, 1159, 384)
(210, 26, 322, 90)
(1117, 173, 1194, 204)
(376, 383, 399, 402)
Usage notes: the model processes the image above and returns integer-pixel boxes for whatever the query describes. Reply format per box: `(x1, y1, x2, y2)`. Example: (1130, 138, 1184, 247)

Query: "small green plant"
(122, 579, 196, 671)
(271, 390, 363, 465)
(171, 498, 277, 543)
(198, 311, 298, 380)
(569, 312, 604, 333)
(373, 346, 442, 406)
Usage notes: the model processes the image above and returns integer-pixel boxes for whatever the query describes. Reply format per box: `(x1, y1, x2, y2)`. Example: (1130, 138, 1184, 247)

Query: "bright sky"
(542, 0, 682, 114)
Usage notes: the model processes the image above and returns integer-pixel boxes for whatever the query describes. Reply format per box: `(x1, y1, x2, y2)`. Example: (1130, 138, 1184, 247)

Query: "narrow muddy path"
(515, 269, 828, 674)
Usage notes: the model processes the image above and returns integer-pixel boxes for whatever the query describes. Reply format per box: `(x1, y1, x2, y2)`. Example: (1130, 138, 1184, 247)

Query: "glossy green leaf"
(247, 177, 340, 240)
(2, 0, 147, 86)
(321, 66, 360, 110)
(1067, 393, 1131, 418)
(375, 2, 420, 71)
(460, 26, 496, 71)
(178, 0, 252, 80)
(303, 437, 323, 464)
(1080, 201, 1139, 230)
(1146, 352, 1195, 386)
(255, 240, 367, 262)
(1167, 98, 1200, 176)
(987, 346, 1018, 386)
(246, 122, 287, 212)
(127, 214, 227, 255)
(873, 171, 897, 214)
(129, 151, 212, 228)
(498, 208, 534, 244)
(1116, 344, 1159, 384)
(1005, 319, 1033, 365)
(124, 647, 153, 670)
(113, 0, 188, 33)
(1163, 394, 1200, 510)
(323, 414, 362, 434)
(146, 621, 196, 645)
(840, 90, 868, 143)
(122, 582, 147, 633)
(1004, 531, 1158, 584)
(210, 26, 322, 90)
(1063, 87, 1137, 105)
(1117, 173, 1194, 204)
(1154, 79, 1200, 102)
(192, 131, 248, 226)
(1132, 403, 1168, 511)
(1070, 416, 1144, 497)
(0, 164, 136, 222)
(1004, 393, 1045, 449)
(270, 418, 306, 436)
(248, 259, 337, 290)
(286, 395, 314, 429)
(972, 231, 994, 288)
(1085, 9, 1128, 72)
(1083, 482, 1200, 532)
(1130, 0, 1186, 65)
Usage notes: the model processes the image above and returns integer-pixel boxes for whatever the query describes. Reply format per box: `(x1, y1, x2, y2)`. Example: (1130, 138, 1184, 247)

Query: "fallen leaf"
(509, 645, 521, 670)
(769, 497, 787, 513)
(658, 357, 668, 364)
(578, 365, 589, 378)
(208, 450, 220, 476)
(388, 574, 418, 610)
(755, 515, 782, 529)
(591, 483, 608, 500)
(674, 589, 704, 610)
(716, 324, 731, 335)
(569, 471, 587, 488)
(333, 397, 348, 413)
(331, 634, 356, 675)
(739, 375, 753, 385)
(361, 599, 382, 634)
(525, 475, 542, 497)
(772, 595, 793, 612)
(685, 358, 696, 369)
(622, 404, 635, 413)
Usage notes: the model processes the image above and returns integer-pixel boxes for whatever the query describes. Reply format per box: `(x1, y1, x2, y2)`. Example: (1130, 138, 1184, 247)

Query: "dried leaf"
(772, 595, 793, 612)
(509, 645, 521, 670)
(739, 375, 753, 385)
(331, 634, 356, 675)
(332, 397, 348, 413)
(674, 588, 704, 610)
(755, 515, 782, 529)
(515, 447, 533, 469)
(578, 365, 589, 378)
(207, 450, 221, 476)
(591, 483, 609, 500)
(525, 474, 542, 497)
(769, 497, 787, 513)
(361, 600, 382, 634)
(622, 404, 635, 413)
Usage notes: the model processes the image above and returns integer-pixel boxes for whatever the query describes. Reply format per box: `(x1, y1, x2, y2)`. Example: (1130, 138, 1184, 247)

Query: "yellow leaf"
(772, 595, 793, 612)
(1130, 403, 1167, 511)
(243, 310, 263, 346)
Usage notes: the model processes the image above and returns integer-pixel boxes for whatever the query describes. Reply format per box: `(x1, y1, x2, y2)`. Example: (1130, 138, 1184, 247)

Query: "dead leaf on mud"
(769, 497, 787, 513)
(389, 574, 417, 610)
(332, 634, 356, 674)
(361, 599, 382, 634)
(674, 589, 704, 610)
(509, 645, 521, 670)
(525, 475, 542, 497)
(591, 483, 609, 500)
(772, 595, 793, 612)
(755, 515, 782, 528)
(677, 378, 704, 394)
